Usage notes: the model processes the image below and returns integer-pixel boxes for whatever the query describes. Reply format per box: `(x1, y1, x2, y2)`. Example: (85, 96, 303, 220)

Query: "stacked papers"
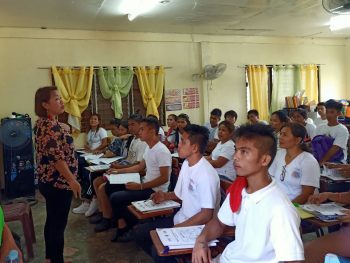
(89, 156, 123, 165)
(132, 200, 180, 213)
(301, 202, 348, 222)
(156, 225, 218, 250)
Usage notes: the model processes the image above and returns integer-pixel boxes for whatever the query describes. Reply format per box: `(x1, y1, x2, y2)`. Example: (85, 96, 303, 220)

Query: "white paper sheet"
(132, 200, 180, 213)
(156, 225, 218, 247)
(105, 173, 141, 184)
(301, 202, 348, 216)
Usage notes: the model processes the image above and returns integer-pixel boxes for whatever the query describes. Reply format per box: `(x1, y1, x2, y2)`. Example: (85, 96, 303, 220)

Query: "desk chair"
(3, 202, 36, 259)
(128, 157, 181, 220)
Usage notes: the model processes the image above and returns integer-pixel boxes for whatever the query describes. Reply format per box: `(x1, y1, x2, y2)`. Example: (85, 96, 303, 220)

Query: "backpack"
(311, 135, 344, 163)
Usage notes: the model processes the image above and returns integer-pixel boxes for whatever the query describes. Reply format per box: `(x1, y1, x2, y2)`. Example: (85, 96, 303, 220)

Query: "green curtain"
(270, 65, 299, 113)
(97, 66, 134, 118)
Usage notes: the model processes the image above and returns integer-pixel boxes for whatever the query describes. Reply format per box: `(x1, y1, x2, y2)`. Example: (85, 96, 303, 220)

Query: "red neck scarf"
(227, 176, 248, 213)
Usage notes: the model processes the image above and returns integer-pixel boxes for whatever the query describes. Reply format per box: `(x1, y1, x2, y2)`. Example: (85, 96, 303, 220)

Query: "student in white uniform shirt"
(269, 122, 320, 204)
(314, 99, 349, 165)
(90, 114, 147, 231)
(84, 114, 108, 152)
(291, 109, 316, 140)
(192, 124, 304, 263)
(206, 120, 236, 182)
(133, 124, 220, 263)
(270, 110, 289, 150)
(314, 102, 328, 127)
(107, 117, 172, 241)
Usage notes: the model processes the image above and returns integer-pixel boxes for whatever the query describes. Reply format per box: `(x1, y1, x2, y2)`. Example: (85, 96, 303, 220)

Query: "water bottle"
(5, 250, 19, 263)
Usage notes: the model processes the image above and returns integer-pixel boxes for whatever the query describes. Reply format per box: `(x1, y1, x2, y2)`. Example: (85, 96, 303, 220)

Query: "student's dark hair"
(247, 109, 259, 118)
(89, 113, 102, 131)
(219, 120, 235, 134)
(168, 114, 178, 121)
(183, 124, 209, 155)
(34, 86, 58, 117)
(128, 113, 143, 122)
(119, 120, 128, 130)
(177, 113, 191, 124)
(110, 118, 122, 126)
(292, 108, 307, 120)
(147, 114, 159, 120)
(297, 105, 309, 111)
(271, 110, 289, 123)
(281, 122, 310, 152)
(141, 117, 160, 135)
(325, 99, 343, 112)
(224, 110, 238, 120)
(234, 124, 277, 166)
(317, 102, 326, 108)
(210, 108, 222, 117)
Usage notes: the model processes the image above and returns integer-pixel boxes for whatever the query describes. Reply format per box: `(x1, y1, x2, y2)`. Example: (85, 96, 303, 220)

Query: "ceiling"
(0, 0, 350, 38)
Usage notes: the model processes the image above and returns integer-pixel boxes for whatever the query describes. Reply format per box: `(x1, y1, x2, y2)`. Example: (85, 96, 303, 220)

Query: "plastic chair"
(3, 202, 36, 259)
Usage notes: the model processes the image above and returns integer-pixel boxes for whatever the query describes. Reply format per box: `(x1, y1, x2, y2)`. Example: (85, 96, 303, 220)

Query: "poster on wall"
(183, 87, 200, 109)
(165, 89, 182, 111)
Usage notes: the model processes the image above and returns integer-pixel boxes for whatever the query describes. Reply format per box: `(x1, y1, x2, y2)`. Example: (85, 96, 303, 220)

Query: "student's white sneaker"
(85, 198, 99, 217)
(72, 201, 90, 214)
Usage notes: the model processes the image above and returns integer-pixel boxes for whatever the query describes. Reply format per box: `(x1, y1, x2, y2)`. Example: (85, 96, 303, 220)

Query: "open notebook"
(132, 200, 181, 213)
(104, 173, 141, 184)
(156, 225, 218, 250)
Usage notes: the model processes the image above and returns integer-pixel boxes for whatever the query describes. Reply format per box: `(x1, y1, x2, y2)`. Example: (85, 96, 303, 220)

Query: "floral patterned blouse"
(34, 118, 78, 190)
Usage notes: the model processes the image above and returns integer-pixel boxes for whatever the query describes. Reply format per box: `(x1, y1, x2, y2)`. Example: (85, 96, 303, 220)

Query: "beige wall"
(0, 27, 349, 186)
(0, 28, 348, 125)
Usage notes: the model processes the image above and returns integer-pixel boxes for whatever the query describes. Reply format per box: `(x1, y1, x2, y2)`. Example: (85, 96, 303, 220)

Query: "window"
(54, 71, 166, 132)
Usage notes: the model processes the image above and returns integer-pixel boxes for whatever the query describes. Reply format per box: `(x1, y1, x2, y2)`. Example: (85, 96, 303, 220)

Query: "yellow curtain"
(247, 65, 269, 121)
(51, 66, 93, 134)
(135, 66, 165, 119)
(299, 64, 318, 103)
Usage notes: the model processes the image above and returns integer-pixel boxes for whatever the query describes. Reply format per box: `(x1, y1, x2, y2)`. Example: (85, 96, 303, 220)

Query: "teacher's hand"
(68, 179, 81, 199)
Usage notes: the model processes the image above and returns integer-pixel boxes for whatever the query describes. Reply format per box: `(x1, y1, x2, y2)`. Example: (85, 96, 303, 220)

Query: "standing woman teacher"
(34, 86, 81, 263)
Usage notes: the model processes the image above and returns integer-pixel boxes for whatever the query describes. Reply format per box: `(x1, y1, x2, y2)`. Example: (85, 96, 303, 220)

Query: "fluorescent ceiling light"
(330, 15, 350, 31)
(120, 0, 159, 21)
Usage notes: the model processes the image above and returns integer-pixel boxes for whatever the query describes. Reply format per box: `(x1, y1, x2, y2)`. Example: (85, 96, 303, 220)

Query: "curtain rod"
(237, 64, 324, 69)
(38, 66, 173, 70)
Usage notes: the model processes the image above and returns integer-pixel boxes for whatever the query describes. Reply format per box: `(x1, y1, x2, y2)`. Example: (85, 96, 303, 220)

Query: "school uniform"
(269, 149, 320, 201)
(211, 140, 236, 181)
(134, 157, 220, 262)
(216, 180, 304, 263)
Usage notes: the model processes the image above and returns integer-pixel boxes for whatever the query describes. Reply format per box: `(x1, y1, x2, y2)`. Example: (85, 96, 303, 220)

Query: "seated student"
(206, 121, 236, 182)
(133, 124, 220, 262)
(224, 110, 238, 126)
(314, 102, 328, 127)
(192, 124, 304, 263)
(163, 114, 178, 151)
(314, 99, 349, 166)
(84, 114, 108, 153)
(96, 117, 172, 236)
(82, 120, 131, 218)
(102, 120, 130, 158)
(270, 110, 289, 150)
(247, 109, 268, 125)
(111, 114, 147, 168)
(304, 190, 350, 263)
(291, 108, 316, 140)
(204, 108, 222, 141)
(269, 122, 320, 204)
(89, 114, 147, 225)
(205, 108, 222, 153)
(147, 114, 166, 142)
(173, 113, 191, 151)
(0, 206, 23, 263)
(298, 104, 315, 125)
(73, 114, 108, 214)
